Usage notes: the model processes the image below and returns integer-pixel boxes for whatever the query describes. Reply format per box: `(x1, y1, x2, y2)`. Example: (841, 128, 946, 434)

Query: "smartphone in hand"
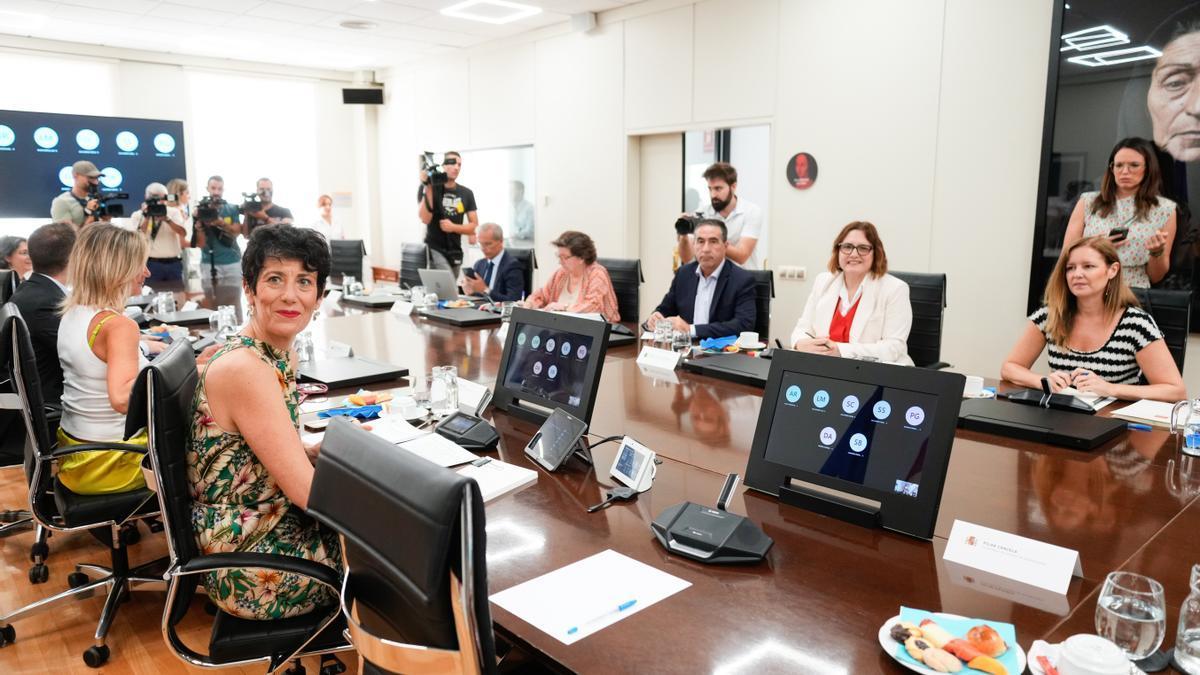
(1109, 226, 1129, 242)
(463, 268, 478, 279)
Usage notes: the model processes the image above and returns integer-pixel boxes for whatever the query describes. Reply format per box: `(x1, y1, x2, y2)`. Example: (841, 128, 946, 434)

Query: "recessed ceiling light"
(1068, 45, 1162, 67)
(1060, 25, 1129, 52)
(440, 0, 542, 25)
(339, 19, 378, 31)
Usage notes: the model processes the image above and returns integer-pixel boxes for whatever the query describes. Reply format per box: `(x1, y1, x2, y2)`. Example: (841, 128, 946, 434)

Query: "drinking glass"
(342, 275, 358, 296)
(293, 332, 315, 365)
(424, 292, 439, 310)
(1095, 571, 1167, 661)
(654, 322, 670, 348)
(412, 375, 433, 414)
(217, 305, 237, 339)
(500, 301, 515, 322)
(1175, 565, 1200, 674)
(432, 365, 459, 418)
(671, 329, 691, 354)
(410, 286, 426, 307)
(155, 291, 176, 314)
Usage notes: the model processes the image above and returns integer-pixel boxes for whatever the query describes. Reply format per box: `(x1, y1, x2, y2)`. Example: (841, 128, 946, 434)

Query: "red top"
(828, 296, 862, 343)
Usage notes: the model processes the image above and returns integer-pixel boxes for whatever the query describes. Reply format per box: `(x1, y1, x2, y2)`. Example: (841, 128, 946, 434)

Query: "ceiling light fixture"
(440, 0, 542, 25)
(339, 19, 378, 30)
(1060, 25, 1129, 52)
(1067, 45, 1162, 67)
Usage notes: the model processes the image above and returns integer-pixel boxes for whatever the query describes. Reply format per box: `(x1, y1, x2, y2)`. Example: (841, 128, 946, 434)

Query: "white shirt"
(128, 205, 188, 259)
(301, 215, 344, 243)
(38, 272, 67, 293)
(700, 197, 763, 270)
(837, 276, 864, 316)
(690, 259, 726, 336)
(58, 306, 148, 440)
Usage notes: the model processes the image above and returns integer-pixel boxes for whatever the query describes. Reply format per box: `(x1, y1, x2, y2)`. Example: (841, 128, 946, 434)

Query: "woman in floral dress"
(188, 225, 341, 620)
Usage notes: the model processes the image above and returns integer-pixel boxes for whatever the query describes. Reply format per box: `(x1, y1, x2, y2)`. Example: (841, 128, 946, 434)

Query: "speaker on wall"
(342, 88, 384, 105)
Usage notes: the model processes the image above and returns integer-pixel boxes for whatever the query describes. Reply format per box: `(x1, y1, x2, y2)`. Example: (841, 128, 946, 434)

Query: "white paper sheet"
(1111, 399, 1178, 427)
(398, 433, 479, 467)
(1057, 387, 1117, 412)
(490, 549, 691, 645)
(456, 459, 537, 502)
(367, 416, 425, 445)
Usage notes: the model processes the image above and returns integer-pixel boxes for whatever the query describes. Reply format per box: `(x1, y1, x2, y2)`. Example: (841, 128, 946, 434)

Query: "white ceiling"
(0, 0, 642, 72)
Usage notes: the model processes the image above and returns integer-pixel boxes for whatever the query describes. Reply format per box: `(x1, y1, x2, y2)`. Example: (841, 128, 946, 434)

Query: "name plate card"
(943, 520, 1082, 595)
(391, 300, 413, 315)
(637, 346, 681, 371)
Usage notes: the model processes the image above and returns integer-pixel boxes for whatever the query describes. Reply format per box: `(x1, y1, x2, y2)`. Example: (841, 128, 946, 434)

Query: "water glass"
(293, 332, 315, 365)
(1095, 571, 1167, 660)
(654, 322, 671, 348)
(412, 375, 433, 414)
(500, 301, 516, 322)
(1175, 565, 1200, 674)
(343, 275, 358, 296)
(671, 329, 691, 354)
(424, 292, 439, 310)
(154, 291, 176, 315)
(217, 305, 237, 339)
(431, 365, 459, 418)
(410, 286, 426, 307)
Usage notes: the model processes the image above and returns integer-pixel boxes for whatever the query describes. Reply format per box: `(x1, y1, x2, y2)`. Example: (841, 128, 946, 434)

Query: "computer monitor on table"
(492, 307, 610, 425)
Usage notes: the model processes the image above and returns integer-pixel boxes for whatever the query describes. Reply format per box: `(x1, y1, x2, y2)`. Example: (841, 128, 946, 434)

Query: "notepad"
(456, 459, 537, 502)
(1112, 399, 1178, 428)
(490, 549, 691, 645)
(398, 432, 479, 468)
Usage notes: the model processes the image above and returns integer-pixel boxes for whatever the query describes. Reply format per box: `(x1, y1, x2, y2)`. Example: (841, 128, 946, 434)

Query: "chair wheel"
(68, 571, 89, 588)
(0, 624, 15, 647)
(82, 644, 109, 668)
(29, 541, 48, 562)
(28, 564, 48, 584)
(320, 656, 346, 675)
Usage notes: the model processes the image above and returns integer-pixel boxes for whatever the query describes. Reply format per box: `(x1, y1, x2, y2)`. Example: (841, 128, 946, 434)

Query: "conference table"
(174, 281, 1198, 674)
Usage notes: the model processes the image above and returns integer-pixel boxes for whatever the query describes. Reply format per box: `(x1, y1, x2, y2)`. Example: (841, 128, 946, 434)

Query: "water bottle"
(1176, 565, 1200, 674)
(1174, 399, 1200, 457)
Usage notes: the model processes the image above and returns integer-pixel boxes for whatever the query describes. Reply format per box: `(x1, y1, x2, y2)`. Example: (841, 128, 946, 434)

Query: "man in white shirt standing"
(128, 182, 189, 281)
(678, 162, 763, 270)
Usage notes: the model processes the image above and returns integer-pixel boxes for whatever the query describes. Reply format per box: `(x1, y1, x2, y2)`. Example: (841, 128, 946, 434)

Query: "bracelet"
(1149, 249, 1165, 258)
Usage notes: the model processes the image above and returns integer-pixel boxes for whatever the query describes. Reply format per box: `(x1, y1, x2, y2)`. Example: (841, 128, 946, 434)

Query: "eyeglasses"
(837, 243, 874, 256)
(1112, 162, 1144, 172)
(557, 253, 577, 263)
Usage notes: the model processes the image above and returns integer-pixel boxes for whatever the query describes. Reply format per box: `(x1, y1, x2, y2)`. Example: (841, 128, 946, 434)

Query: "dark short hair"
(28, 223, 75, 276)
(0, 237, 24, 270)
(445, 151, 462, 161)
(702, 162, 738, 186)
(551, 230, 597, 265)
(242, 225, 331, 296)
(207, 175, 223, 184)
(694, 218, 727, 241)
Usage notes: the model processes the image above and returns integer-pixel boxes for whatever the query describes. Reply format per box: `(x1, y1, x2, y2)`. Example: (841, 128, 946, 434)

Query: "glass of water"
(217, 305, 237, 339)
(500, 301, 515, 322)
(431, 365, 458, 418)
(410, 286, 426, 307)
(1175, 565, 1200, 673)
(1095, 571, 1167, 661)
(155, 291, 176, 314)
(424, 292, 439, 310)
(293, 331, 315, 364)
(654, 322, 671, 348)
(671, 329, 691, 354)
(342, 275, 357, 296)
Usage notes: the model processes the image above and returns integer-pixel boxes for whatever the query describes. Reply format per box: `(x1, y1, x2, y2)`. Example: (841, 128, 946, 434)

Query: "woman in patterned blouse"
(187, 225, 342, 620)
(1062, 137, 1177, 288)
(1002, 236, 1185, 403)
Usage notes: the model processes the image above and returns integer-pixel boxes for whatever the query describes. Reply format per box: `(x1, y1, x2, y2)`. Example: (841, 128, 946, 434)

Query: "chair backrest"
(889, 271, 947, 369)
(748, 269, 774, 339)
(596, 257, 642, 323)
(126, 340, 201, 626)
(506, 247, 536, 298)
(401, 243, 429, 289)
(1, 304, 58, 515)
(1133, 287, 1191, 372)
(310, 420, 496, 675)
(330, 239, 367, 281)
(0, 270, 16, 304)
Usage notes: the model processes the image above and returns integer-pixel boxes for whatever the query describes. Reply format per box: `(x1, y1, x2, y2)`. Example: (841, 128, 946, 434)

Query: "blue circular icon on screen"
(530, 335, 540, 349)
(785, 385, 801, 403)
(561, 341, 571, 356)
(849, 433, 868, 454)
(548, 365, 558, 379)
(905, 406, 926, 426)
(873, 401, 891, 420)
(115, 131, 138, 152)
(813, 390, 830, 408)
(842, 395, 860, 414)
(58, 166, 73, 187)
(819, 427, 837, 445)
(153, 132, 175, 153)
(517, 332, 527, 345)
(0, 125, 15, 147)
(99, 167, 122, 189)
(33, 127, 58, 149)
(76, 129, 99, 150)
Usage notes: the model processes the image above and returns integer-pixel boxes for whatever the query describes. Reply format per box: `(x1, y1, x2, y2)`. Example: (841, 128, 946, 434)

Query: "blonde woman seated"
(525, 230, 621, 322)
(56, 225, 158, 494)
(790, 221, 913, 365)
(1001, 236, 1185, 402)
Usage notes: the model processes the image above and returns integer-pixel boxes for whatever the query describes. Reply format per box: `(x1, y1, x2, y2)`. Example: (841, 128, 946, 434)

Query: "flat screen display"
(501, 323, 595, 410)
(441, 414, 475, 434)
(525, 407, 588, 471)
(762, 371, 937, 499)
(0, 109, 186, 218)
(614, 442, 646, 480)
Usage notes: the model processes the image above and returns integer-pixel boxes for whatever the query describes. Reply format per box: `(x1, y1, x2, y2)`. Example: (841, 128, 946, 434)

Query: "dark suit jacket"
(654, 260, 757, 339)
(472, 251, 526, 302)
(11, 273, 66, 405)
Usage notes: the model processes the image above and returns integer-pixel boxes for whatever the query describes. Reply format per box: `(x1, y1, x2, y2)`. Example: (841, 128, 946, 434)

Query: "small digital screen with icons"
(0, 109, 185, 218)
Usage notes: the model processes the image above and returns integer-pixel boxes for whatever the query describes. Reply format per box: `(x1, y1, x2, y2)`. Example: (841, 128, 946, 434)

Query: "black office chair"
(401, 242, 430, 289)
(0, 270, 17, 303)
(128, 341, 350, 675)
(0, 304, 164, 668)
(1133, 287, 1191, 373)
(507, 247, 537, 298)
(890, 271, 951, 370)
(310, 419, 497, 675)
(330, 239, 366, 282)
(748, 269, 774, 340)
(597, 257, 643, 323)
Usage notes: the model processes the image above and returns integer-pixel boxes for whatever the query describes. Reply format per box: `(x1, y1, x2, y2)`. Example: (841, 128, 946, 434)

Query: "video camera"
(87, 190, 129, 219)
(419, 151, 448, 187)
(675, 212, 703, 236)
(143, 194, 176, 218)
(195, 196, 225, 222)
(239, 191, 264, 215)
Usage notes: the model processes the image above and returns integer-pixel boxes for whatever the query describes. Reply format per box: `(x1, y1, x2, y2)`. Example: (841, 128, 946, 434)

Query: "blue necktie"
(484, 260, 494, 285)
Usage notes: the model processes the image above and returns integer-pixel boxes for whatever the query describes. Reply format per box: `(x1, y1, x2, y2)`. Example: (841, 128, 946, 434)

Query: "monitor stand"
(571, 438, 593, 466)
(779, 478, 881, 529)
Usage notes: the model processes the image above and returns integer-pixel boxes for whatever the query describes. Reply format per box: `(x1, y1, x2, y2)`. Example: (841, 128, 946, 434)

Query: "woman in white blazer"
(790, 221, 914, 365)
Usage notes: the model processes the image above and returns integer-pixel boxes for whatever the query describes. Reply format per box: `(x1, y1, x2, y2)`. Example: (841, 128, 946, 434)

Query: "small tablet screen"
(525, 408, 587, 470)
(614, 441, 644, 480)
(441, 414, 476, 434)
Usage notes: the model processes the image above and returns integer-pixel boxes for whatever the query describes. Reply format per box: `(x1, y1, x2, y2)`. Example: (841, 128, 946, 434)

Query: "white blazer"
(790, 271, 914, 366)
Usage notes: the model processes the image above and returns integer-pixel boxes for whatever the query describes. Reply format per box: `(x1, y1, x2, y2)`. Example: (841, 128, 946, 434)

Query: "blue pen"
(1127, 423, 1154, 432)
(566, 599, 637, 636)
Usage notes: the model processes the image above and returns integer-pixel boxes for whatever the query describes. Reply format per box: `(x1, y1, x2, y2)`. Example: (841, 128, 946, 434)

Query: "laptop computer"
(417, 268, 462, 301)
(298, 356, 408, 389)
(341, 293, 397, 308)
(957, 398, 1126, 450)
(418, 307, 502, 327)
(681, 353, 770, 388)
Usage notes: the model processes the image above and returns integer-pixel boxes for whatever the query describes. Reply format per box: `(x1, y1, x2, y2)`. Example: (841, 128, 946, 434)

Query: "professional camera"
(239, 191, 264, 215)
(195, 196, 225, 222)
(87, 190, 129, 219)
(419, 151, 448, 187)
(143, 194, 174, 218)
(675, 212, 703, 236)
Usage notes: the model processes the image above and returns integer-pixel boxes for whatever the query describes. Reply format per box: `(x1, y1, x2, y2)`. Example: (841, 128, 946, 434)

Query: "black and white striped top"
(1029, 306, 1163, 384)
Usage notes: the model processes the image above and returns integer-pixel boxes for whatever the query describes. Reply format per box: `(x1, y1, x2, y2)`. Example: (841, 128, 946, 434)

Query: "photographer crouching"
(192, 175, 245, 281)
(129, 182, 190, 282)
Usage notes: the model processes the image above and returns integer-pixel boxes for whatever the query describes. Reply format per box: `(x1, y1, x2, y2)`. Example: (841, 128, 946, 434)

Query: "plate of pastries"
(878, 607, 1026, 675)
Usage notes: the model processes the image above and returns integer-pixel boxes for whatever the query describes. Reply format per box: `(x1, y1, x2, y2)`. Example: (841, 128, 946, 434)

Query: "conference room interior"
(3, 0, 1200, 673)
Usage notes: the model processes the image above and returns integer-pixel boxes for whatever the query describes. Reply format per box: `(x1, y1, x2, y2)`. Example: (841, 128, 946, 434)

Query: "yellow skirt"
(56, 427, 148, 495)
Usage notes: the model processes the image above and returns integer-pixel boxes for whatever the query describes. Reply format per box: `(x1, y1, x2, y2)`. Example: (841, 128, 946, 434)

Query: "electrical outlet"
(777, 265, 806, 281)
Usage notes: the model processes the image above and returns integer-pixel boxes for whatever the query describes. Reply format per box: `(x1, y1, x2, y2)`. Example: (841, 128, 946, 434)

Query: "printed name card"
(391, 300, 413, 315)
(327, 341, 353, 358)
(943, 520, 1082, 595)
(326, 290, 342, 304)
(637, 346, 681, 371)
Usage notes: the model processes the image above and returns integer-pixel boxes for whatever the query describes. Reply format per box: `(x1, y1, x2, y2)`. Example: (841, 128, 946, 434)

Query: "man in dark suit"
(647, 219, 756, 339)
(11, 222, 75, 405)
(461, 222, 526, 302)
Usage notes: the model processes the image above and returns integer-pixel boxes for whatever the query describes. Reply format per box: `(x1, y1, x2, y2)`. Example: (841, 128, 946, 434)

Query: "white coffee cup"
(736, 331, 760, 348)
(963, 375, 984, 398)
(1058, 634, 1130, 675)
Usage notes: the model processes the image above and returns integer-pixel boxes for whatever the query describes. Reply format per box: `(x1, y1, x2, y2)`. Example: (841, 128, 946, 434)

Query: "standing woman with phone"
(1063, 137, 1177, 288)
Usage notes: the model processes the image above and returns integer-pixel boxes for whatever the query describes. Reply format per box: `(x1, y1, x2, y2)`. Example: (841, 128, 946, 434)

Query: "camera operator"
(418, 151, 478, 277)
(243, 177, 293, 235)
(128, 182, 190, 282)
(50, 160, 109, 227)
(677, 162, 763, 270)
(193, 175, 245, 281)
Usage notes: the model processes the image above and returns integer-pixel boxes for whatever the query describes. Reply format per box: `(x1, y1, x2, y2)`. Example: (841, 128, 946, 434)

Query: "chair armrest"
(179, 552, 342, 589)
(48, 441, 148, 458)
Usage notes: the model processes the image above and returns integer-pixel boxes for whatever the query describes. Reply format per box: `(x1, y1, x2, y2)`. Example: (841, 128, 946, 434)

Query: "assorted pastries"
(888, 618, 1009, 675)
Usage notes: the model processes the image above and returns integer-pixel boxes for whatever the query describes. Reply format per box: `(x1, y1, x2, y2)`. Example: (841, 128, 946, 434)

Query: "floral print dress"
(188, 336, 342, 621)
(1080, 192, 1176, 288)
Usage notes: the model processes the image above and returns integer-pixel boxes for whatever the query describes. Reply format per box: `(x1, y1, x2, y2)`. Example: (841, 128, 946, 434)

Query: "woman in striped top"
(1001, 236, 1185, 402)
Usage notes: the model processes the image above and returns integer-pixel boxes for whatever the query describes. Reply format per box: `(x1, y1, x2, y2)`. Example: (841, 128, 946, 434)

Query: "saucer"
(737, 341, 767, 350)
